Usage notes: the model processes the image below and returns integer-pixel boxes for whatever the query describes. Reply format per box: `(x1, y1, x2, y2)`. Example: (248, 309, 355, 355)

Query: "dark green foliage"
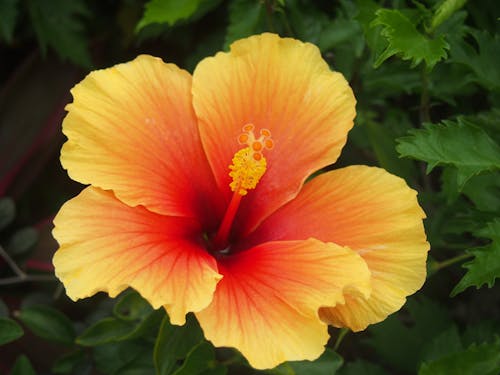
(17, 305, 76, 344)
(269, 349, 343, 375)
(11, 355, 36, 375)
(26, 0, 91, 67)
(419, 339, 500, 375)
(0, 318, 24, 345)
(0, 197, 15, 230)
(1, 0, 499, 374)
(0, 0, 19, 43)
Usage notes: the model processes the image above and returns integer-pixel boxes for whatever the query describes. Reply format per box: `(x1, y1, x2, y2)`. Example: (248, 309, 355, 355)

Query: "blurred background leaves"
(0, 0, 499, 374)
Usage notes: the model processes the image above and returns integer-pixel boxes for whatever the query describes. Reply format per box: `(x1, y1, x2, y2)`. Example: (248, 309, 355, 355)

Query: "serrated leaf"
(270, 349, 343, 375)
(450, 30, 500, 91)
(419, 339, 500, 375)
(0, 318, 24, 345)
(371, 9, 449, 68)
(154, 314, 204, 375)
(11, 355, 36, 375)
(27, 0, 91, 67)
(0, 0, 18, 43)
(430, 0, 467, 32)
(451, 220, 500, 296)
(137, 0, 218, 30)
(224, 0, 265, 49)
(0, 197, 15, 230)
(17, 305, 76, 344)
(396, 118, 500, 189)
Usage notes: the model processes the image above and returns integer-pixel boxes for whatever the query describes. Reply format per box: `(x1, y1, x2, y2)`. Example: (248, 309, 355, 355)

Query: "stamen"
(229, 124, 274, 196)
(212, 124, 274, 251)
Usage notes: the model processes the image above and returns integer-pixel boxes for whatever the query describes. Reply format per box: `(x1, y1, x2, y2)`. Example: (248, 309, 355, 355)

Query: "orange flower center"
(212, 124, 273, 251)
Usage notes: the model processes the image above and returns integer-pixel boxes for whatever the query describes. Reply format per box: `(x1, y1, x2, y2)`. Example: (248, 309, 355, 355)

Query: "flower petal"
(61, 55, 224, 223)
(245, 166, 429, 331)
(196, 239, 370, 369)
(192, 33, 356, 235)
(52, 187, 222, 325)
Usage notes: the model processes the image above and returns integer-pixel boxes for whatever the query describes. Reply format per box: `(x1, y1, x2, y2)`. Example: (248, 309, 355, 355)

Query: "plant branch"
(0, 244, 25, 277)
(0, 274, 57, 286)
(433, 253, 474, 272)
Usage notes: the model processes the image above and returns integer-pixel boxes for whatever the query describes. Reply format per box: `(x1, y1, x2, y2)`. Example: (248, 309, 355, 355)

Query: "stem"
(418, 64, 434, 193)
(333, 328, 349, 352)
(264, 0, 276, 32)
(433, 253, 474, 272)
(419, 65, 431, 124)
(0, 245, 25, 277)
(0, 274, 57, 286)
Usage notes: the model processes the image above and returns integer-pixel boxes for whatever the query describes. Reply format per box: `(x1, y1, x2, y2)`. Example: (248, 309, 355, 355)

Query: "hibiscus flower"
(52, 33, 429, 369)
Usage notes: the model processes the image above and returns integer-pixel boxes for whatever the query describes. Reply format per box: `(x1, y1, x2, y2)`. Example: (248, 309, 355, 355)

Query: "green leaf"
(0, 0, 18, 43)
(419, 339, 500, 375)
(366, 297, 452, 373)
(356, 0, 387, 56)
(154, 314, 204, 375)
(430, 0, 467, 32)
(420, 325, 463, 362)
(137, 0, 219, 30)
(461, 172, 500, 212)
(396, 118, 500, 188)
(26, 0, 91, 67)
(338, 360, 388, 375)
(365, 120, 416, 181)
(224, 0, 265, 49)
(371, 9, 449, 68)
(11, 355, 36, 375)
(77, 317, 135, 346)
(451, 220, 500, 296)
(0, 318, 24, 345)
(271, 349, 343, 375)
(93, 339, 153, 375)
(6, 227, 39, 256)
(172, 342, 216, 375)
(113, 291, 153, 321)
(52, 350, 87, 374)
(0, 197, 15, 231)
(318, 18, 363, 53)
(450, 30, 500, 91)
(17, 305, 76, 344)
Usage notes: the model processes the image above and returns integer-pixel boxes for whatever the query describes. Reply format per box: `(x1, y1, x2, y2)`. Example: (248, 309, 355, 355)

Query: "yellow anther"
(229, 148, 267, 195)
(229, 124, 274, 196)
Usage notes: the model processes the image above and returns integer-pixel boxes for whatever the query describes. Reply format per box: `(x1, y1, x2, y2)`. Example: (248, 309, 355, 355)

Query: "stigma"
(229, 124, 274, 196)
